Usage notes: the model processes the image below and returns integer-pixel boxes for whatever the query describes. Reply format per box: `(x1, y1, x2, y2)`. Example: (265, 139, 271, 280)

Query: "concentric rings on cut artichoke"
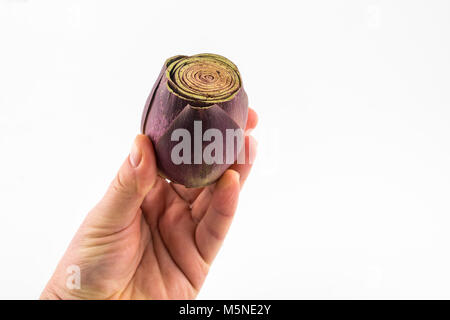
(165, 53, 242, 105)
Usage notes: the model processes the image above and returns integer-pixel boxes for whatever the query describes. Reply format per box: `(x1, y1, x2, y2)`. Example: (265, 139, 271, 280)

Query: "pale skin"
(40, 108, 258, 299)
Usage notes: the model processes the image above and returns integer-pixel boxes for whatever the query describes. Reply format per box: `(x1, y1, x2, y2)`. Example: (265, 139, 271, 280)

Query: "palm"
(127, 177, 217, 299)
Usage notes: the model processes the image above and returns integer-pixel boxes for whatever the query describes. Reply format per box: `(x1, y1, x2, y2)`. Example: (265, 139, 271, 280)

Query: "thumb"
(86, 134, 157, 232)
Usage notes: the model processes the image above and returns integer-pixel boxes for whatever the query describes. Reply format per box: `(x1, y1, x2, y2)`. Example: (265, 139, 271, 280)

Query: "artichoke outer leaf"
(155, 104, 242, 188)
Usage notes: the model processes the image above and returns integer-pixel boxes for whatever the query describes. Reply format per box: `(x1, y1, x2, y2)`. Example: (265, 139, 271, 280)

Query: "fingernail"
(218, 170, 240, 189)
(129, 139, 142, 168)
(234, 171, 241, 184)
(229, 170, 240, 185)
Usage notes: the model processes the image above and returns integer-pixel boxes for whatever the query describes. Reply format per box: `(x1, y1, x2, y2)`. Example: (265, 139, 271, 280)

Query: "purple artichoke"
(141, 53, 248, 188)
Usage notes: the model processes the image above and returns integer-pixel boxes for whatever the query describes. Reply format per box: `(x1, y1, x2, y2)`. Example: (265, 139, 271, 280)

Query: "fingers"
(195, 170, 240, 264)
(140, 176, 181, 226)
(87, 134, 157, 232)
(245, 107, 258, 132)
(191, 134, 257, 222)
(230, 134, 258, 187)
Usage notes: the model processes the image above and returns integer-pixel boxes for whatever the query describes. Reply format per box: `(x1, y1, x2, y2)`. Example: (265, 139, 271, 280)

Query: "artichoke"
(141, 53, 248, 188)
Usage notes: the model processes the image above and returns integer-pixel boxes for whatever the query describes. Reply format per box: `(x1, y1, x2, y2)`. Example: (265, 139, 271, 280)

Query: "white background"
(1, 0, 450, 299)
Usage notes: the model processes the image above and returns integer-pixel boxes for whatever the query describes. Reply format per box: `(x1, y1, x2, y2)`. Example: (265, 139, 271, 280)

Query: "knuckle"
(204, 221, 225, 241)
(112, 172, 138, 197)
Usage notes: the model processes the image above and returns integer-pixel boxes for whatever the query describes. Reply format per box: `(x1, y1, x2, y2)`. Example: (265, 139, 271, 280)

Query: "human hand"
(40, 108, 258, 299)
